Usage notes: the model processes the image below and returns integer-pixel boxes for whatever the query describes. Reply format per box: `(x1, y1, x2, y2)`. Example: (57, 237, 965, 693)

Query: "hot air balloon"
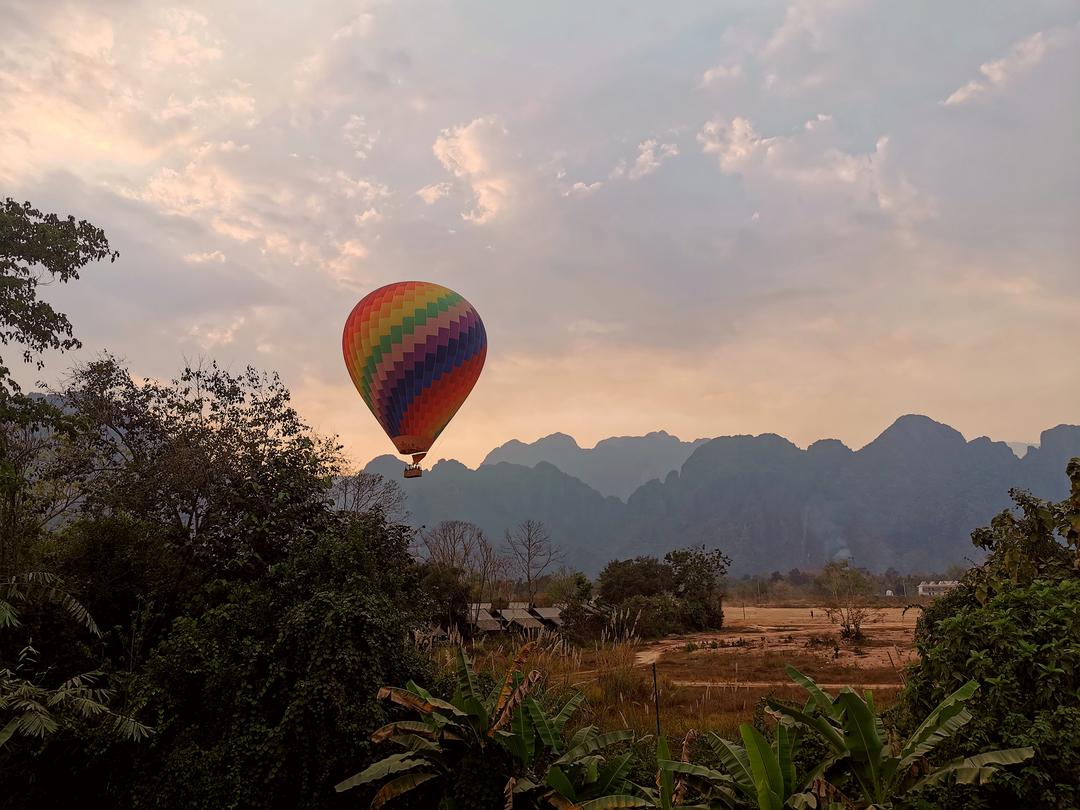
(342, 281, 487, 478)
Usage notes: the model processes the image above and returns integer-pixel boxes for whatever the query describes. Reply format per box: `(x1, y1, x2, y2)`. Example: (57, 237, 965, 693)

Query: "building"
(463, 603, 565, 637)
(499, 608, 544, 636)
(917, 580, 959, 597)
(532, 606, 564, 629)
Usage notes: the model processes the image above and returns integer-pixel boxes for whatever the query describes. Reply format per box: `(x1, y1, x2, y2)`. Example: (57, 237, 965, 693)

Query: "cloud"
(188, 313, 247, 348)
(698, 113, 927, 227)
(701, 62, 743, 85)
(432, 115, 513, 223)
(416, 182, 451, 204)
(184, 250, 226, 263)
(2, 0, 1076, 468)
(942, 31, 1052, 106)
(563, 180, 603, 197)
(627, 139, 680, 180)
(143, 9, 223, 70)
(342, 113, 379, 158)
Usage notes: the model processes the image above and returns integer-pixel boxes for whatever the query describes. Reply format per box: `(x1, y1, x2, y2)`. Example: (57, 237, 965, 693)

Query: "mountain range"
(363, 415, 1080, 576)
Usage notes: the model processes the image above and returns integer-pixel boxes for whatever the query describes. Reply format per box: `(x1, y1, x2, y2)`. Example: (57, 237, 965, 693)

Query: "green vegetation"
(896, 462, 1080, 809)
(595, 547, 729, 639)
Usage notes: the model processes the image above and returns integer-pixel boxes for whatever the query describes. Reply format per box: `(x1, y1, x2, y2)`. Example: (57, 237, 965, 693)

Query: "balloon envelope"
(342, 281, 487, 457)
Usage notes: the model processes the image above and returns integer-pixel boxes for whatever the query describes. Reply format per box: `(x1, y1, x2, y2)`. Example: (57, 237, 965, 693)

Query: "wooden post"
(652, 663, 661, 738)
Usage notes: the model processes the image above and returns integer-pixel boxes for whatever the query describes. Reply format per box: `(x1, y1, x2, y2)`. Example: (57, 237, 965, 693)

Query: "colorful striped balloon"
(342, 281, 487, 460)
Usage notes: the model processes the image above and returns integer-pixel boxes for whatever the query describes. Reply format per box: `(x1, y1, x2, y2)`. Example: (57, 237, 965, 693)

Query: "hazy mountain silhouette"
(481, 431, 706, 500)
(363, 416, 1080, 576)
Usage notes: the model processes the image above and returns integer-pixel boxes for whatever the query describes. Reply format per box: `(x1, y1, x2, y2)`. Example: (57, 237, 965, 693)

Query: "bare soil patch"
(637, 605, 919, 686)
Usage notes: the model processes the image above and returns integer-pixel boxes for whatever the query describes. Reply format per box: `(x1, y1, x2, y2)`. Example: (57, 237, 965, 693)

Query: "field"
(463, 606, 919, 739)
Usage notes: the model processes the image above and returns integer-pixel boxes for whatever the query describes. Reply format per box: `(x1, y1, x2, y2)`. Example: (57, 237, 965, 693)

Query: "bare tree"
(504, 519, 562, 605)
(419, 521, 512, 621)
(818, 560, 878, 641)
(329, 471, 406, 520)
(420, 520, 483, 569)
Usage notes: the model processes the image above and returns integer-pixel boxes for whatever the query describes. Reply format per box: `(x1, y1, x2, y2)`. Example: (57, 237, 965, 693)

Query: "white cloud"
(628, 139, 680, 180)
(355, 207, 382, 223)
(701, 62, 743, 86)
(698, 113, 927, 226)
(432, 115, 513, 223)
(342, 114, 379, 159)
(563, 180, 604, 197)
(942, 31, 1051, 106)
(188, 313, 246, 348)
(143, 8, 223, 70)
(183, 250, 226, 263)
(327, 239, 369, 280)
(332, 13, 375, 41)
(416, 182, 451, 204)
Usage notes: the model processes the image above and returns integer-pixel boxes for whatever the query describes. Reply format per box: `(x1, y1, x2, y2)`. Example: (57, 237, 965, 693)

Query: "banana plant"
(335, 644, 542, 807)
(510, 712, 642, 809)
(656, 720, 834, 810)
(765, 665, 1034, 808)
(337, 644, 643, 809)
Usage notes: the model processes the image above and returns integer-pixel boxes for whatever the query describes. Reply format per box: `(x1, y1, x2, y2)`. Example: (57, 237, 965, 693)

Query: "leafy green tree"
(420, 563, 470, 633)
(0, 198, 117, 397)
(597, 557, 673, 604)
(664, 546, 729, 630)
(59, 355, 342, 574)
(898, 459, 1080, 809)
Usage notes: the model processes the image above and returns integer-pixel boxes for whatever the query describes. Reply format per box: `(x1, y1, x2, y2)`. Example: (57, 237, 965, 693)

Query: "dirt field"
(467, 605, 921, 738)
(637, 605, 919, 688)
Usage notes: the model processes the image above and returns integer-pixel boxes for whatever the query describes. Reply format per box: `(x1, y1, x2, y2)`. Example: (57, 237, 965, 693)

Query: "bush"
(896, 460, 1080, 810)
(897, 578, 1080, 809)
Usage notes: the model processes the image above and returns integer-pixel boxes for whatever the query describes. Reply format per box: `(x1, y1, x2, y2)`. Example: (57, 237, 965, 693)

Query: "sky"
(2, 0, 1078, 468)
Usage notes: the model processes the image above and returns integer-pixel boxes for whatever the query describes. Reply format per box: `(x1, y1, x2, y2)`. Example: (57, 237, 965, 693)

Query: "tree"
(596, 556, 672, 604)
(664, 545, 729, 629)
(897, 459, 1080, 809)
(420, 520, 485, 570)
(504, 520, 561, 604)
(817, 560, 876, 640)
(330, 471, 406, 520)
(58, 355, 342, 574)
(13, 513, 432, 810)
(0, 198, 117, 396)
(544, 567, 592, 607)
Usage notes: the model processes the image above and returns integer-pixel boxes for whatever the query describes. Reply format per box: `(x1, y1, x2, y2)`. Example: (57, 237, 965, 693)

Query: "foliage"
(58, 355, 342, 574)
(661, 722, 823, 810)
(136, 514, 428, 810)
(595, 548, 728, 639)
(598, 557, 673, 604)
(897, 459, 1080, 809)
(0, 197, 117, 395)
(765, 666, 1032, 808)
(0, 571, 150, 750)
(338, 643, 640, 809)
(663, 546, 729, 631)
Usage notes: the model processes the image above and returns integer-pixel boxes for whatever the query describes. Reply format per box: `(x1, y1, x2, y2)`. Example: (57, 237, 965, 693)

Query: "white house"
(917, 580, 959, 597)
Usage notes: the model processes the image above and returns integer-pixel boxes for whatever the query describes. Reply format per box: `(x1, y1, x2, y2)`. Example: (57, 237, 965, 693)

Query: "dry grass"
(437, 605, 916, 740)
